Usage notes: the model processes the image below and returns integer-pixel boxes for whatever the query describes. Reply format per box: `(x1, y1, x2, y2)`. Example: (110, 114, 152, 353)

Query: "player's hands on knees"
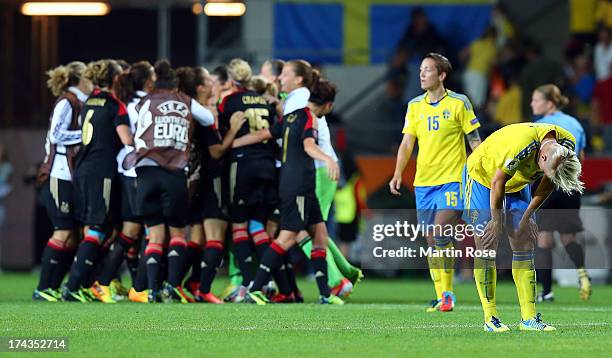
(326, 159, 339, 181)
(229, 111, 246, 131)
(389, 175, 402, 196)
(516, 218, 538, 243)
(481, 218, 502, 249)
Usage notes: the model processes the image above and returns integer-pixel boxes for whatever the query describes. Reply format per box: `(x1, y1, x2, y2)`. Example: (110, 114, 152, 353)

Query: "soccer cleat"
(81, 288, 97, 302)
(293, 290, 304, 303)
(221, 284, 238, 301)
(439, 291, 455, 312)
(578, 271, 592, 301)
(161, 283, 191, 303)
(262, 280, 277, 299)
(537, 292, 554, 302)
(148, 290, 162, 303)
(128, 288, 149, 303)
(176, 286, 196, 303)
(32, 289, 59, 302)
(270, 293, 295, 303)
(61, 287, 89, 303)
(484, 316, 510, 332)
(245, 290, 269, 305)
(187, 281, 200, 297)
(227, 285, 249, 303)
(319, 294, 345, 305)
(195, 291, 224, 304)
(109, 279, 129, 301)
(347, 269, 364, 287)
(331, 278, 354, 298)
(90, 281, 116, 304)
(426, 299, 441, 312)
(520, 313, 556, 331)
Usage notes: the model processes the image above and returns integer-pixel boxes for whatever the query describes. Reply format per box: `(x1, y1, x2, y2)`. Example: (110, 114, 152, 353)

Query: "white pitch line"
(2, 322, 610, 333)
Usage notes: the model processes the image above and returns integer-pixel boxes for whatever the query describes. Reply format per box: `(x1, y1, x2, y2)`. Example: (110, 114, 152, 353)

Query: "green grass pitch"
(1, 273, 611, 357)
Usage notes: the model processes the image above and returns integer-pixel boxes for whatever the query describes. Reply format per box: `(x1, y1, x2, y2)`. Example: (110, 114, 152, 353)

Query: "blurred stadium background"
(0, 0, 611, 285)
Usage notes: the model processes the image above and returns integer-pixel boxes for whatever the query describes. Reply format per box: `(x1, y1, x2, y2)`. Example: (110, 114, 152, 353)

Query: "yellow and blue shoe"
(319, 294, 344, 305)
(90, 281, 116, 304)
(520, 313, 556, 331)
(426, 299, 441, 312)
(32, 289, 59, 302)
(439, 291, 455, 312)
(245, 290, 269, 305)
(484, 316, 510, 332)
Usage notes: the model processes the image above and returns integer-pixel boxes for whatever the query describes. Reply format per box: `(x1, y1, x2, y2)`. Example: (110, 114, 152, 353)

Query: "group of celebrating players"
(33, 56, 362, 306)
(32, 50, 590, 332)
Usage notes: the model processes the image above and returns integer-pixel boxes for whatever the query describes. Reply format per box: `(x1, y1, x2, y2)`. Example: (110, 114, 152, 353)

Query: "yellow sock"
(437, 241, 454, 293)
(427, 255, 442, 300)
(512, 251, 536, 321)
(474, 257, 497, 322)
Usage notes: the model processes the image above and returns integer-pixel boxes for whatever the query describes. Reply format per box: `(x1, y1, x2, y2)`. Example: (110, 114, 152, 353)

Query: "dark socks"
(198, 241, 224, 294)
(536, 246, 553, 295)
(564, 242, 585, 269)
(186, 241, 203, 285)
(145, 243, 163, 291)
(167, 236, 187, 287)
(232, 228, 254, 286)
(98, 233, 136, 286)
(37, 238, 65, 291)
(311, 248, 331, 297)
(251, 242, 285, 292)
(66, 231, 104, 292)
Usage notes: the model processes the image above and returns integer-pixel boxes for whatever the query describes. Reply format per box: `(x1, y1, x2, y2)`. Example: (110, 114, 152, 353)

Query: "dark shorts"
(73, 175, 114, 227)
(187, 177, 205, 225)
(136, 166, 188, 228)
(120, 175, 140, 223)
(279, 192, 323, 232)
(228, 160, 278, 223)
(537, 188, 583, 234)
(40, 177, 75, 230)
(202, 175, 229, 221)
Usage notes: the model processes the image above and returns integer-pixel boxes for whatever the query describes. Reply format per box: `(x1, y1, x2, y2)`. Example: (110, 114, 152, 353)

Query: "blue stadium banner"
(274, 0, 494, 65)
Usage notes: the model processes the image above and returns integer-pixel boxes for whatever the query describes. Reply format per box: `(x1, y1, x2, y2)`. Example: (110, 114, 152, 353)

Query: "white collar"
(136, 90, 147, 98)
(283, 87, 310, 115)
(68, 86, 88, 103)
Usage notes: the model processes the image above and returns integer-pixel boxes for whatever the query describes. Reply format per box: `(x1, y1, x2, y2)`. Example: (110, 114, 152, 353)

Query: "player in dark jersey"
(177, 66, 244, 303)
(86, 61, 157, 303)
(218, 59, 296, 303)
(123, 60, 230, 303)
(33, 61, 92, 302)
(61, 59, 134, 302)
(232, 60, 344, 305)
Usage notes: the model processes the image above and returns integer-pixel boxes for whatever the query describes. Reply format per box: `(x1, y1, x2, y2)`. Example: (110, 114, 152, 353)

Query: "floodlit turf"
(1, 273, 611, 357)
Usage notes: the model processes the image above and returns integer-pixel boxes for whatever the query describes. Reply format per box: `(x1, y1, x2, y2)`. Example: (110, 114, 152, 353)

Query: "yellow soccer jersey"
(467, 123, 576, 193)
(402, 90, 480, 186)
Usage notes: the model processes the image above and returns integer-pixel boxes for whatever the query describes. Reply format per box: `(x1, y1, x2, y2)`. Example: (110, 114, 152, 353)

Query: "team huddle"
(33, 57, 362, 306)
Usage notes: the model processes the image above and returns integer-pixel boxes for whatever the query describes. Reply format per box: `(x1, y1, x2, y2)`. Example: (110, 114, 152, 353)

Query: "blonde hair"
(248, 75, 278, 97)
(84, 59, 121, 88)
(46, 61, 86, 97)
(548, 144, 585, 194)
(536, 84, 569, 109)
(228, 58, 252, 86)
